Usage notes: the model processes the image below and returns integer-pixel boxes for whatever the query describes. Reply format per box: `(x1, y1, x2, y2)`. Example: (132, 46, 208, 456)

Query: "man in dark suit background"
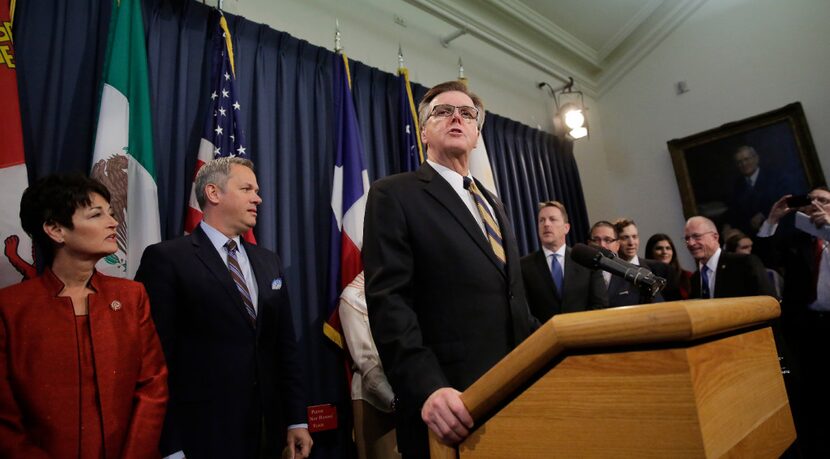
(135, 157, 312, 459)
(684, 216, 774, 299)
(602, 218, 669, 306)
(363, 81, 538, 458)
(521, 201, 606, 321)
(683, 215, 803, 454)
(754, 188, 830, 456)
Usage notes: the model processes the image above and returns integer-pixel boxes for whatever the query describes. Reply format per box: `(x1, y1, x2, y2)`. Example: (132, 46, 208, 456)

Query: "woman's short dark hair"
(20, 173, 111, 262)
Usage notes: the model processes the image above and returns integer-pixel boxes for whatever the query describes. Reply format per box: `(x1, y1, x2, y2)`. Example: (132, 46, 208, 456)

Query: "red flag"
(0, 0, 36, 286)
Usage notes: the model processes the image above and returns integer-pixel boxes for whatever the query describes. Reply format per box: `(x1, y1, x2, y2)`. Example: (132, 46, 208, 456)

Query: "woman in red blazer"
(0, 174, 168, 458)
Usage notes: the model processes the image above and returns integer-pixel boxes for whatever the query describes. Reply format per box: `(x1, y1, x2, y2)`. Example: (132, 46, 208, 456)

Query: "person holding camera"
(755, 187, 830, 457)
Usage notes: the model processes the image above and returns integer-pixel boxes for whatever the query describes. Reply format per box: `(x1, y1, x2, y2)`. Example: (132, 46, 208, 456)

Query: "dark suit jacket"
(0, 269, 167, 459)
(363, 163, 538, 457)
(607, 258, 668, 307)
(135, 226, 305, 459)
(690, 252, 775, 299)
(520, 247, 607, 321)
(755, 229, 819, 313)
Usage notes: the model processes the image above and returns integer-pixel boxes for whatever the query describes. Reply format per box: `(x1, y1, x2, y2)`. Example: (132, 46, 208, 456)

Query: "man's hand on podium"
(421, 387, 474, 444)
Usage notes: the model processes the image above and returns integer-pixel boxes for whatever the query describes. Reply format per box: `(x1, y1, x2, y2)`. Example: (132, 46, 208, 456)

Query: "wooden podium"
(428, 297, 795, 458)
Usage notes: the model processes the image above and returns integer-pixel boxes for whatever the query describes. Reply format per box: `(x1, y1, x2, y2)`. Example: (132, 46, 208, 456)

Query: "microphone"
(571, 243, 667, 299)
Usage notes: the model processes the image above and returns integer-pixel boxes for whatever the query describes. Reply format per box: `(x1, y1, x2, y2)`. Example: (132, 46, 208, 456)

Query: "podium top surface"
(461, 296, 780, 420)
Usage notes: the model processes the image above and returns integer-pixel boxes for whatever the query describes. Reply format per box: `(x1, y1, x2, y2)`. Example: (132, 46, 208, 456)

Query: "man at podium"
(363, 81, 538, 458)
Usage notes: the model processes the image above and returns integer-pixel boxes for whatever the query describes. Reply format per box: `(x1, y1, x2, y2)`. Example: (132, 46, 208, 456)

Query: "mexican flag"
(91, 0, 160, 278)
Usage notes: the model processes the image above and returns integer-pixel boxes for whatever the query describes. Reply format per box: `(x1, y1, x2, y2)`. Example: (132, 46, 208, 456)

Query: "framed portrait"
(668, 102, 826, 236)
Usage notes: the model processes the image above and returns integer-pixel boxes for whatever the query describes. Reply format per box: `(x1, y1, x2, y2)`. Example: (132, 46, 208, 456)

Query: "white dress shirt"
(542, 245, 567, 278)
(427, 159, 495, 238)
(200, 220, 259, 312)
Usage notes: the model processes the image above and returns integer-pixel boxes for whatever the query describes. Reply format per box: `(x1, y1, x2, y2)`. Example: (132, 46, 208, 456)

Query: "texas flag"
(0, 0, 36, 287)
(323, 53, 370, 350)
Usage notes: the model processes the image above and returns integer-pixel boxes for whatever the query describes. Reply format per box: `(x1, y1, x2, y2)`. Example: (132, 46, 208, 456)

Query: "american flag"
(184, 14, 255, 242)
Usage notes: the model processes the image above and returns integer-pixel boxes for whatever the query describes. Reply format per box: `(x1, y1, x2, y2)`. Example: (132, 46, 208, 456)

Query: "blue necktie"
(701, 265, 711, 299)
(551, 254, 564, 295)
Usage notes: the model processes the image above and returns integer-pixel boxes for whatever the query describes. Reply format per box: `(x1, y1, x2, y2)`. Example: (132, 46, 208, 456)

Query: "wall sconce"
(538, 77, 588, 140)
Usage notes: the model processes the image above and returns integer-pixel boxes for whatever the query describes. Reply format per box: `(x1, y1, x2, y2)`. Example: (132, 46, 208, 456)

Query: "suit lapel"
(480, 179, 513, 278)
(561, 247, 578, 301)
(533, 250, 559, 298)
(691, 270, 701, 298)
(713, 254, 730, 298)
(420, 164, 506, 276)
(192, 227, 256, 329)
(608, 275, 636, 302)
(244, 242, 272, 337)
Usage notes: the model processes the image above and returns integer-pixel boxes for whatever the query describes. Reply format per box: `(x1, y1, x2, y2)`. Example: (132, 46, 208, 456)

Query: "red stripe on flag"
(190, 159, 206, 181)
(339, 233, 363, 290)
(184, 207, 204, 234)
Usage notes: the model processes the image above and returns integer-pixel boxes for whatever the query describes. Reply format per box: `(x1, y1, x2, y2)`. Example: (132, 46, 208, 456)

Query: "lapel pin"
(271, 278, 283, 290)
(110, 300, 122, 311)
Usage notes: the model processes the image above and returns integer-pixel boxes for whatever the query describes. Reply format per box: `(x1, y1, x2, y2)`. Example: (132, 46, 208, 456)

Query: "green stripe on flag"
(101, 0, 156, 177)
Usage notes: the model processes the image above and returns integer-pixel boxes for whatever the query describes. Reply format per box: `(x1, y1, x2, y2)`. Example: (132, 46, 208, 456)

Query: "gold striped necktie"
(463, 177, 506, 268)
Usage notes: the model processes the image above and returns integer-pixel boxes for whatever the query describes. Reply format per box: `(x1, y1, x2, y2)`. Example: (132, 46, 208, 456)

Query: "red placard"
(307, 404, 338, 432)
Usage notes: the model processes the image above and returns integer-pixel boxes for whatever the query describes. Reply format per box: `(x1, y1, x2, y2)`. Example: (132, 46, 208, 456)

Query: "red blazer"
(0, 269, 168, 458)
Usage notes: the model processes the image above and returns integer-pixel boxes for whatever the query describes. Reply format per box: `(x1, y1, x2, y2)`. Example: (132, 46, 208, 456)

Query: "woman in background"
(0, 174, 167, 458)
(645, 233, 692, 300)
(725, 232, 754, 255)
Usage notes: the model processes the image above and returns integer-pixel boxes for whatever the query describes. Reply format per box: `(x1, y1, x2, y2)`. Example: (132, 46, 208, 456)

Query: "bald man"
(684, 216, 774, 299)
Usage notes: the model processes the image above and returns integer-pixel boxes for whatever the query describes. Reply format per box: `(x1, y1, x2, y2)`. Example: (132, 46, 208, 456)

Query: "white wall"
(222, 0, 554, 130)
(585, 0, 830, 268)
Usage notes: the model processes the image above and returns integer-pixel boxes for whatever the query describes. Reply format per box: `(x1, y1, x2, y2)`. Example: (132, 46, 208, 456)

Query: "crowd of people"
(0, 80, 826, 459)
(521, 191, 829, 457)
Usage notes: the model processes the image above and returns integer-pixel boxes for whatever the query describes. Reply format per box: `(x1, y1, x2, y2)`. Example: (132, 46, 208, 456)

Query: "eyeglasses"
(428, 104, 480, 122)
(589, 237, 617, 244)
(810, 195, 830, 205)
(684, 231, 715, 243)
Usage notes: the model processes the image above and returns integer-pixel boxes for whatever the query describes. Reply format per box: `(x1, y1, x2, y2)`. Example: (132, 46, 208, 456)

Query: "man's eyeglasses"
(428, 104, 479, 122)
(809, 195, 830, 206)
(589, 237, 617, 244)
(684, 231, 715, 243)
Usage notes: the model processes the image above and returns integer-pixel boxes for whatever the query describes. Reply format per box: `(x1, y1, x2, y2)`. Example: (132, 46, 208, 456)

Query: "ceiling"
(403, 0, 708, 95)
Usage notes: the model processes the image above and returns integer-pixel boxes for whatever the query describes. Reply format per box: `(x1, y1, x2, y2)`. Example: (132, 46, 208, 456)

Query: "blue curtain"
(484, 114, 590, 254)
(14, 1, 588, 457)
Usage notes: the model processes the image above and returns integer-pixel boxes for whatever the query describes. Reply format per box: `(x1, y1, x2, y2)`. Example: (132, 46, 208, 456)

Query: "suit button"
(252, 379, 259, 388)
(508, 291, 514, 300)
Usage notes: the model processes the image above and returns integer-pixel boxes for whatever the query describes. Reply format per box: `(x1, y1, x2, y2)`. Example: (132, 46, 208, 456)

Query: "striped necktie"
(463, 177, 506, 268)
(225, 239, 257, 324)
